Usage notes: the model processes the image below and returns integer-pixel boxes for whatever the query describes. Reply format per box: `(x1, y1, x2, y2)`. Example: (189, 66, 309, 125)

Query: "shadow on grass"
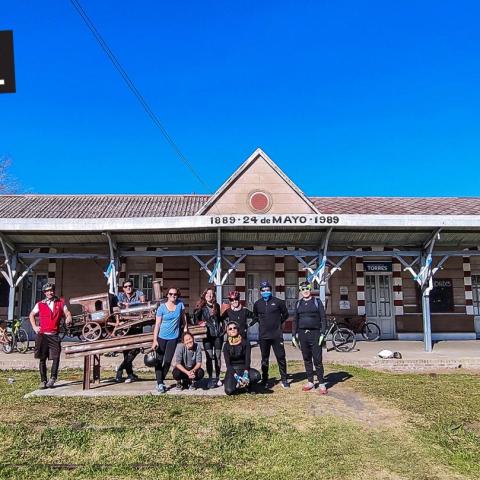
(288, 370, 353, 390)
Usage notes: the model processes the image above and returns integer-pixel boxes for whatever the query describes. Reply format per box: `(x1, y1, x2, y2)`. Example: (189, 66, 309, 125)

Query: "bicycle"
(324, 317, 357, 352)
(337, 316, 381, 341)
(0, 319, 29, 354)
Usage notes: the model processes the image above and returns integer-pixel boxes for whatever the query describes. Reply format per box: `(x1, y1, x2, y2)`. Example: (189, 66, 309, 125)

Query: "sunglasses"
(227, 326, 238, 331)
(300, 287, 311, 292)
(44, 289, 54, 293)
(168, 292, 178, 297)
(123, 285, 133, 289)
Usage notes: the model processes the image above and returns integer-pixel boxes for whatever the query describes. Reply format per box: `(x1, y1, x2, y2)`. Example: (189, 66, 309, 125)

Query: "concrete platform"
(24, 377, 227, 398)
(3, 339, 480, 374)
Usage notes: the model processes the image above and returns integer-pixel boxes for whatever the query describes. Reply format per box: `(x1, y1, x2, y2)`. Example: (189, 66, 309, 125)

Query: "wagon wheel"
(104, 314, 121, 338)
(82, 322, 102, 342)
(113, 325, 130, 337)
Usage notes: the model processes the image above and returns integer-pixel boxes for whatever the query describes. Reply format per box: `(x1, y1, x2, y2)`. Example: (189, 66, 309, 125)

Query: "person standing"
(172, 332, 204, 390)
(152, 287, 185, 393)
(29, 283, 72, 389)
(223, 321, 261, 395)
(292, 281, 328, 394)
(194, 287, 224, 388)
(252, 280, 290, 388)
(114, 280, 146, 383)
(221, 290, 254, 338)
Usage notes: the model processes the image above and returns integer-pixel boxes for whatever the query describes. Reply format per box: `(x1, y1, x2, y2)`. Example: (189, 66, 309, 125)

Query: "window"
(472, 275, 480, 315)
(285, 271, 298, 313)
(129, 274, 153, 301)
(20, 274, 47, 317)
(0, 278, 9, 307)
(430, 279, 454, 313)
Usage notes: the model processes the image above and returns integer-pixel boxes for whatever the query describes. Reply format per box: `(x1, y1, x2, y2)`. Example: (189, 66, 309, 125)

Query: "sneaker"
(39, 381, 47, 390)
(261, 377, 269, 387)
(125, 374, 139, 384)
(115, 371, 123, 383)
(302, 382, 315, 392)
(318, 383, 328, 395)
(207, 378, 215, 389)
(188, 383, 197, 391)
(281, 380, 290, 389)
(46, 378, 56, 388)
(175, 381, 183, 391)
(216, 378, 223, 387)
(156, 383, 166, 394)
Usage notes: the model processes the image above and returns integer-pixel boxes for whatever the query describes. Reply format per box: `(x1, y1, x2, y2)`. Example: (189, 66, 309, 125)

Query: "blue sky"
(1, 1, 480, 196)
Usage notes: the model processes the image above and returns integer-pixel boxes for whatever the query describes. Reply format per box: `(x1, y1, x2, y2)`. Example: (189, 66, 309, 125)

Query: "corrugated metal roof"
(1, 194, 480, 218)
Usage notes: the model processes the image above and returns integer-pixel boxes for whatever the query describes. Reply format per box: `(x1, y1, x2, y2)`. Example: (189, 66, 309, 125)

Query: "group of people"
(29, 279, 328, 396)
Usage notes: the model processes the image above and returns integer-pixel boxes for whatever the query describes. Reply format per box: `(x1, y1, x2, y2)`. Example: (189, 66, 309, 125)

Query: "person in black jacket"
(194, 287, 224, 388)
(223, 321, 260, 395)
(221, 290, 254, 338)
(251, 280, 290, 388)
(292, 281, 328, 394)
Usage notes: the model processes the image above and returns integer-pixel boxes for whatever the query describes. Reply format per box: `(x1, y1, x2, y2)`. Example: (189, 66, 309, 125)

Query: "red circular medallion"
(248, 191, 272, 213)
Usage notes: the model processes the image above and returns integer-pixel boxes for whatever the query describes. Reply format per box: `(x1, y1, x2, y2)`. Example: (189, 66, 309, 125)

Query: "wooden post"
(83, 355, 91, 390)
(93, 354, 101, 384)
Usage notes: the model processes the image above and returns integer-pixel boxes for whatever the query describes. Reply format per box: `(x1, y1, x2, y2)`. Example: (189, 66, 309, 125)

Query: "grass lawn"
(0, 364, 479, 479)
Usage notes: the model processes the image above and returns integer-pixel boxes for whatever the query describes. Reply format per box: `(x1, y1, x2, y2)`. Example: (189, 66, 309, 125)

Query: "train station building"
(1, 148, 480, 351)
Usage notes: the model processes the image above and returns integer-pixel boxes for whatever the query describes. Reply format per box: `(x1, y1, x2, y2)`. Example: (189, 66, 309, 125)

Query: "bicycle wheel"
(15, 328, 29, 353)
(361, 322, 381, 341)
(2, 334, 13, 354)
(332, 328, 356, 352)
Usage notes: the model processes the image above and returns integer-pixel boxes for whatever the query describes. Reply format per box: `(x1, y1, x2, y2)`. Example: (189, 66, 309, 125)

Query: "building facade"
(1, 149, 480, 350)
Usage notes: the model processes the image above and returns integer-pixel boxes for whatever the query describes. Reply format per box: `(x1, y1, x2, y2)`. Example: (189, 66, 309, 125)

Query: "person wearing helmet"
(29, 283, 72, 389)
(251, 280, 290, 388)
(221, 290, 254, 338)
(223, 321, 260, 395)
(293, 281, 328, 394)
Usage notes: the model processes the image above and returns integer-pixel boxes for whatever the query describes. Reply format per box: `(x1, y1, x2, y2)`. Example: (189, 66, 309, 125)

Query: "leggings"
(155, 338, 178, 384)
(117, 348, 140, 376)
(298, 329, 325, 384)
(259, 337, 287, 382)
(203, 336, 223, 378)
(39, 358, 60, 382)
(224, 368, 261, 395)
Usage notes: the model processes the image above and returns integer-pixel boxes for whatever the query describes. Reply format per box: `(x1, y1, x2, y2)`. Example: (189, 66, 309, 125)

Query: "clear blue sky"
(2, 1, 480, 196)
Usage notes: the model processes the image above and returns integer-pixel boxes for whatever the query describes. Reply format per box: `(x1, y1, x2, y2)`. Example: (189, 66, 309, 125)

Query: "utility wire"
(69, 0, 211, 193)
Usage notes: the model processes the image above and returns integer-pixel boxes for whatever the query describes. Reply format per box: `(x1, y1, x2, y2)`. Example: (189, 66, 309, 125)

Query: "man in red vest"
(29, 283, 72, 389)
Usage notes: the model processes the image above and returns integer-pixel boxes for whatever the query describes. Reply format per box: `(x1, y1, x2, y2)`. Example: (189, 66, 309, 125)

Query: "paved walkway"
(2, 339, 479, 373)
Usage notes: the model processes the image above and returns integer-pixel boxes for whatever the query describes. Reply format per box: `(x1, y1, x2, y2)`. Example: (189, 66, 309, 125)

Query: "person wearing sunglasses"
(114, 280, 146, 384)
(221, 290, 254, 338)
(193, 287, 224, 388)
(29, 283, 72, 389)
(251, 280, 290, 388)
(292, 281, 327, 394)
(152, 287, 186, 393)
(222, 321, 260, 395)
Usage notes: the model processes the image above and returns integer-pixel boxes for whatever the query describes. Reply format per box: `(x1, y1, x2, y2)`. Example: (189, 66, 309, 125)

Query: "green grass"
(0, 365, 479, 479)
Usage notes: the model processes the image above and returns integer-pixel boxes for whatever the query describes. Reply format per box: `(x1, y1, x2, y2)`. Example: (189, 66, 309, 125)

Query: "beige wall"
(204, 157, 315, 214)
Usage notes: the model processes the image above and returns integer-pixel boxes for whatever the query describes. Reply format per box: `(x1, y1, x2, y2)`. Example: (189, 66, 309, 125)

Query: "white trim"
(2, 213, 480, 231)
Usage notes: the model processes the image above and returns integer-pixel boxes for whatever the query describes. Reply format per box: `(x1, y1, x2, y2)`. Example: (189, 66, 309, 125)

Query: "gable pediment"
(197, 149, 319, 215)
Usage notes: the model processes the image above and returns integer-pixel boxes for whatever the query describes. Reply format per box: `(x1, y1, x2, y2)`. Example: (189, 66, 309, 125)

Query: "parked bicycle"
(337, 316, 381, 341)
(324, 317, 357, 352)
(0, 319, 29, 354)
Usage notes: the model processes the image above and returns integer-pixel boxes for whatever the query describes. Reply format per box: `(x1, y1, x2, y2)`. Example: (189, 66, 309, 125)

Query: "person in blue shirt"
(152, 286, 186, 393)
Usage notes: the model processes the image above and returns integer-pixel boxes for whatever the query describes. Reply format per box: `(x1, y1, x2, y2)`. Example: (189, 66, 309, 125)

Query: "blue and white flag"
(104, 261, 116, 295)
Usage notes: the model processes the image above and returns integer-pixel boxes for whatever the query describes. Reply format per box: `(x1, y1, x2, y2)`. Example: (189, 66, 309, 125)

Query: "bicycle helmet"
(299, 281, 312, 290)
(228, 290, 241, 301)
(42, 282, 55, 292)
(144, 350, 159, 367)
(259, 280, 272, 290)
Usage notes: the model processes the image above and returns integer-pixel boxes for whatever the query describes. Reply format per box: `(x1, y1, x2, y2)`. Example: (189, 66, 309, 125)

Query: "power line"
(69, 0, 211, 193)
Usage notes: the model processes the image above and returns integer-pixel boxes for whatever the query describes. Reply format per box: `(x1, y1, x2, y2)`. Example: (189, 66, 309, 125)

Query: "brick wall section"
(464, 253, 474, 315)
(275, 250, 285, 299)
(356, 253, 365, 315)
